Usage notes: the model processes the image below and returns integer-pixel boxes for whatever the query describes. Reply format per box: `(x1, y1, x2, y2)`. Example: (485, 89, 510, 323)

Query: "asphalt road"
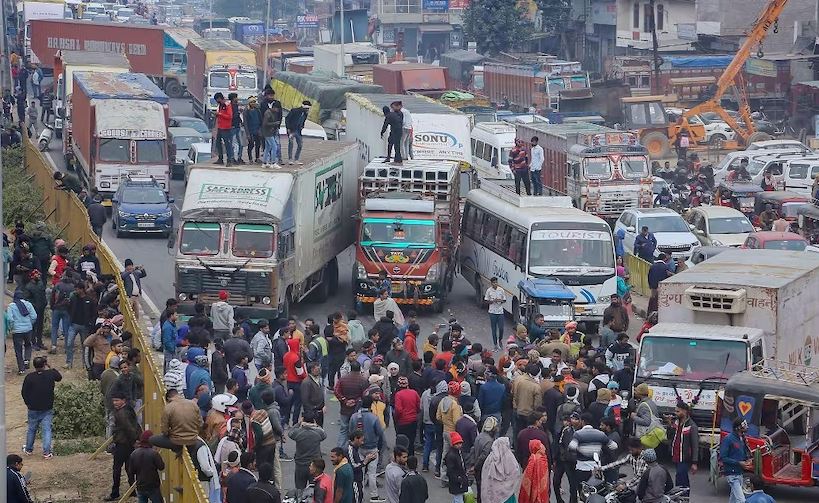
(39, 98, 814, 502)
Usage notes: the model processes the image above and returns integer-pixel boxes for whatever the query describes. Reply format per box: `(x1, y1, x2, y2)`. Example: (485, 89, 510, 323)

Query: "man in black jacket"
(380, 102, 404, 164)
(7, 454, 33, 503)
(106, 391, 141, 501)
(128, 430, 165, 503)
(66, 282, 96, 368)
(88, 195, 107, 236)
(121, 258, 147, 317)
(21, 356, 61, 458)
(246, 462, 281, 503)
(284, 100, 310, 164)
(399, 456, 428, 503)
(226, 452, 258, 503)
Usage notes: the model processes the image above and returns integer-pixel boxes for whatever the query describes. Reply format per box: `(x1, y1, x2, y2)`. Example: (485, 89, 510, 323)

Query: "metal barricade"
(624, 252, 652, 297)
(24, 141, 207, 503)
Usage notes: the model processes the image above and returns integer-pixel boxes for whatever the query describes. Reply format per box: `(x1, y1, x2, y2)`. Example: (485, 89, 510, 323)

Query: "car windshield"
(121, 187, 166, 204)
(98, 138, 130, 162)
(236, 73, 256, 90)
(584, 157, 612, 178)
(747, 159, 768, 176)
(637, 336, 748, 380)
(763, 239, 807, 251)
(209, 72, 230, 88)
(177, 119, 209, 134)
(180, 222, 220, 255)
(620, 156, 649, 178)
(173, 136, 199, 150)
(136, 140, 166, 163)
(528, 229, 614, 269)
(232, 224, 274, 258)
(709, 217, 753, 234)
(360, 218, 435, 248)
(782, 202, 808, 218)
(642, 215, 689, 233)
(652, 179, 669, 193)
(500, 147, 511, 166)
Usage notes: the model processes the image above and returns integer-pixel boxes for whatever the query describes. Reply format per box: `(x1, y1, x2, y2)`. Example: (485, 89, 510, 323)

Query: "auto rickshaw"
(715, 181, 764, 218)
(517, 278, 575, 330)
(753, 191, 810, 229)
(711, 361, 819, 494)
(797, 203, 819, 245)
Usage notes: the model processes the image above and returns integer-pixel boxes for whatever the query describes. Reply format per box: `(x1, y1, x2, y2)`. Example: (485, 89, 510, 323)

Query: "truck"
(638, 249, 819, 445)
(312, 43, 386, 78)
(515, 122, 652, 220)
(372, 63, 448, 94)
(249, 38, 299, 78)
(53, 50, 130, 142)
(69, 72, 170, 204)
(484, 57, 591, 112)
(172, 139, 360, 318)
(345, 93, 472, 171)
(354, 159, 460, 313)
(29, 20, 197, 98)
(440, 50, 485, 92)
(229, 18, 266, 46)
(186, 38, 258, 126)
(22, 0, 67, 64)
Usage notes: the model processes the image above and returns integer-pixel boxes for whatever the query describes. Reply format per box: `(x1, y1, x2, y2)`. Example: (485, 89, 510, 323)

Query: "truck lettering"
(413, 131, 457, 148)
(659, 293, 683, 307)
(200, 184, 270, 201)
(314, 161, 344, 240)
(746, 297, 774, 309)
(46, 37, 147, 56)
(788, 334, 817, 367)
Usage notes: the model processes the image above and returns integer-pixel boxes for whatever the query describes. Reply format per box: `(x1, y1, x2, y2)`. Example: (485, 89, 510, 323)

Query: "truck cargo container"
(484, 58, 591, 112)
(29, 19, 196, 98)
(70, 72, 170, 203)
(249, 38, 299, 77)
(186, 38, 258, 126)
(371, 63, 448, 94)
(440, 50, 485, 91)
(173, 139, 359, 318)
(516, 122, 652, 220)
(23, 0, 67, 64)
(193, 17, 230, 35)
(229, 18, 265, 46)
(313, 43, 386, 78)
(638, 249, 819, 444)
(353, 159, 460, 312)
(345, 93, 472, 171)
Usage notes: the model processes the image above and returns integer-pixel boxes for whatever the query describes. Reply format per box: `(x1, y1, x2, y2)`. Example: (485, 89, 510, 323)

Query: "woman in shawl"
(473, 416, 498, 502)
(519, 439, 550, 503)
(481, 436, 521, 503)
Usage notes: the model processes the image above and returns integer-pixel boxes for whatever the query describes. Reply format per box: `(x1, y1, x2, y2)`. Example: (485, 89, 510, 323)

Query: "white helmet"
(211, 393, 238, 413)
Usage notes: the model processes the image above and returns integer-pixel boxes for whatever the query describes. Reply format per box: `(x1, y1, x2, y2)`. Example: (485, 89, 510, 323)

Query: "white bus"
(460, 181, 617, 328)
(470, 122, 516, 180)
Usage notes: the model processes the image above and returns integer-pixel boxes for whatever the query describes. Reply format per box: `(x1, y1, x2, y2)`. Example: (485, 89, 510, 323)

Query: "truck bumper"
(354, 279, 443, 306)
(176, 300, 278, 321)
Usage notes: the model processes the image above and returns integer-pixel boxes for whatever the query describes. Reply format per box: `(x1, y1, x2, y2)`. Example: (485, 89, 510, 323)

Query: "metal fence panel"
(625, 252, 652, 297)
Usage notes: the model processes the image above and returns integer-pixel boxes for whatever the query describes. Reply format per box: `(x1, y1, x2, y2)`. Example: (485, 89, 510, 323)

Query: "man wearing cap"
(445, 432, 469, 499)
(436, 380, 463, 482)
(512, 362, 543, 441)
(285, 100, 311, 165)
(636, 449, 669, 503)
(213, 92, 235, 166)
(721, 417, 752, 503)
(553, 412, 581, 503)
(394, 376, 421, 455)
(76, 243, 100, 282)
(107, 391, 141, 501)
(121, 258, 147, 318)
(128, 430, 165, 503)
(211, 290, 235, 340)
(242, 96, 263, 164)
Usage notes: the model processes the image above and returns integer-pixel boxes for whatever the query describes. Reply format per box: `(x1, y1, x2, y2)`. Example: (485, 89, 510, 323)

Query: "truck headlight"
(355, 261, 367, 280)
(425, 263, 440, 283)
(262, 296, 271, 305)
(597, 295, 611, 305)
(178, 293, 188, 301)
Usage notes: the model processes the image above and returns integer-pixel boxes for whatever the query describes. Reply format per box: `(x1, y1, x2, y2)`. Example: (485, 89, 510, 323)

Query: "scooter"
(37, 122, 54, 152)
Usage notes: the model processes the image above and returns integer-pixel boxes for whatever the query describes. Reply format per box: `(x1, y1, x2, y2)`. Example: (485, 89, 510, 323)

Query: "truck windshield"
(528, 229, 614, 270)
(232, 224, 274, 258)
(136, 140, 166, 163)
(236, 73, 257, 90)
(180, 222, 220, 256)
(361, 218, 435, 248)
(620, 156, 649, 178)
(637, 336, 748, 380)
(209, 72, 230, 88)
(584, 157, 612, 178)
(98, 139, 130, 162)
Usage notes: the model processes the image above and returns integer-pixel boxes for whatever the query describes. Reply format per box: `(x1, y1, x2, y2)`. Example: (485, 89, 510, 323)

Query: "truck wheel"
(280, 289, 292, 319)
(164, 80, 184, 99)
(746, 131, 772, 145)
(641, 131, 671, 159)
(326, 258, 339, 296)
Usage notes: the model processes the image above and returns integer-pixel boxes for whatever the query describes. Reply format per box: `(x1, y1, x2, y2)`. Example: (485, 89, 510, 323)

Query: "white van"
(782, 158, 819, 196)
(470, 122, 516, 180)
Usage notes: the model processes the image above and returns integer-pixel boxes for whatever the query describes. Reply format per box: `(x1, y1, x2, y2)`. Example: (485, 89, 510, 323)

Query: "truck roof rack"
(477, 178, 573, 208)
(750, 359, 819, 387)
(361, 159, 458, 204)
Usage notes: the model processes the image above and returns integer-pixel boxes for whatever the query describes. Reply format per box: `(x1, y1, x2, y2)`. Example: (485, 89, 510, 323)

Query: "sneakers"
(288, 160, 294, 165)
(421, 467, 429, 473)
(22, 448, 32, 456)
(103, 495, 120, 502)
(63, 363, 72, 370)
(370, 497, 386, 503)
(43, 453, 53, 459)
(279, 453, 293, 462)
(213, 158, 224, 165)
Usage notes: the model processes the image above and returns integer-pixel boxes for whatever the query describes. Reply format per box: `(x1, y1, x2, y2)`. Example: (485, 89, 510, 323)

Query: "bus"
(460, 180, 616, 329)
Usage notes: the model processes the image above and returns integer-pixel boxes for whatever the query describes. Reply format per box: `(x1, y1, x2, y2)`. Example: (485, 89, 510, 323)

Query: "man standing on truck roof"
(229, 93, 244, 164)
(397, 101, 413, 161)
(529, 136, 544, 196)
(243, 97, 263, 164)
(213, 92, 235, 166)
(285, 100, 311, 165)
(382, 103, 404, 165)
(510, 139, 531, 196)
(261, 93, 284, 166)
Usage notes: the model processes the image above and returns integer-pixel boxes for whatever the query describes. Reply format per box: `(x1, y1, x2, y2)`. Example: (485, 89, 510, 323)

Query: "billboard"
(296, 15, 319, 28)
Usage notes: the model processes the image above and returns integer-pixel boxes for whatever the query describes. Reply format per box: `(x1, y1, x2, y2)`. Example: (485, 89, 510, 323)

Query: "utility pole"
(262, 0, 271, 88)
(339, 0, 345, 77)
(0, 0, 8, 500)
(649, 0, 661, 95)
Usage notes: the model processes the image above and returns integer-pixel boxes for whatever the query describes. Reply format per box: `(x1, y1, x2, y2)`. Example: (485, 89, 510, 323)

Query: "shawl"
(519, 439, 550, 503)
(481, 437, 521, 503)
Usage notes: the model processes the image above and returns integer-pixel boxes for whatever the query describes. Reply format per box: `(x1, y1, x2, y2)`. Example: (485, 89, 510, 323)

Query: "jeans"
(26, 409, 53, 454)
(396, 422, 417, 455)
(215, 128, 234, 162)
(12, 331, 32, 372)
(489, 313, 504, 346)
(31, 307, 45, 348)
(389, 132, 403, 162)
(231, 127, 242, 160)
(401, 128, 413, 159)
(112, 442, 135, 497)
(531, 170, 543, 195)
(360, 447, 379, 498)
(50, 308, 70, 348)
(553, 461, 578, 503)
(434, 424, 444, 473)
(338, 414, 350, 449)
(288, 130, 303, 160)
(727, 474, 746, 503)
(513, 169, 532, 195)
(164, 351, 175, 373)
(675, 462, 690, 488)
(247, 132, 261, 160)
(263, 135, 280, 163)
(452, 494, 465, 503)
(422, 423, 437, 469)
(137, 488, 164, 503)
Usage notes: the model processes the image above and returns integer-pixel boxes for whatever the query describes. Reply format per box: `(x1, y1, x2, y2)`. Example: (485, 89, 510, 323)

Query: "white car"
(666, 108, 735, 145)
(746, 139, 812, 154)
(614, 208, 700, 260)
(713, 151, 816, 187)
(183, 143, 214, 183)
(684, 206, 754, 247)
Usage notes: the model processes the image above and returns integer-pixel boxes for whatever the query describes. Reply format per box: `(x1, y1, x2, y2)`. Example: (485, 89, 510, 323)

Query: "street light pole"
(263, 0, 271, 88)
(209, 0, 213, 30)
(339, 0, 345, 77)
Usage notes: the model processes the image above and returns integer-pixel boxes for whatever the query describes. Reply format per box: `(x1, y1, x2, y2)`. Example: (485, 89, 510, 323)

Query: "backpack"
(50, 286, 70, 310)
(429, 392, 446, 425)
(150, 321, 162, 351)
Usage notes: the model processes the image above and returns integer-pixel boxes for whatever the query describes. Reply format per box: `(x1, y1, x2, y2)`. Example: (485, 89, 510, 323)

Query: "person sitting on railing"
(52, 171, 82, 194)
(149, 388, 203, 457)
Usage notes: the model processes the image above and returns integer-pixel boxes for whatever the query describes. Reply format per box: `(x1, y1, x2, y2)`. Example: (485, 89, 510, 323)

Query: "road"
(40, 98, 814, 503)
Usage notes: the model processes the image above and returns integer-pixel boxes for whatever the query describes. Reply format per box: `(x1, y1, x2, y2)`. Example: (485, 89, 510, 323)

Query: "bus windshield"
(361, 218, 435, 248)
(620, 156, 649, 178)
(638, 336, 748, 380)
(528, 229, 614, 270)
(584, 157, 612, 178)
(180, 222, 220, 256)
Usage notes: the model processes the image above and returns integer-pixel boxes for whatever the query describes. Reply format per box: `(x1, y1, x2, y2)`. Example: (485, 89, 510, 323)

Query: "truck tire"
(709, 133, 726, 146)
(326, 258, 339, 296)
(641, 131, 671, 159)
(746, 131, 772, 145)
(164, 80, 184, 99)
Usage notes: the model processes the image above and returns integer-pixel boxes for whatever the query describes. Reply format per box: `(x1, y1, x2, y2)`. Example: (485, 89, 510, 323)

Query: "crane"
(677, 0, 790, 146)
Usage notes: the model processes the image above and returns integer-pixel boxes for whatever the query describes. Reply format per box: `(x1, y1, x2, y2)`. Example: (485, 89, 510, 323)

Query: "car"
(168, 127, 203, 179)
(183, 143, 213, 182)
(685, 206, 754, 247)
(652, 176, 670, 198)
(115, 7, 135, 21)
(685, 245, 729, 269)
(169, 116, 211, 141)
(746, 139, 812, 154)
(614, 207, 701, 260)
(111, 176, 174, 238)
(741, 231, 808, 251)
(712, 150, 813, 187)
(666, 108, 735, 145)
(700, 110, 780, 136)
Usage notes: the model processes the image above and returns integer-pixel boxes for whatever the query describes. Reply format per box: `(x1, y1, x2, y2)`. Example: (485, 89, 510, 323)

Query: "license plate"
(574, 305, 587, 314)
(391, 283, 403, 293)
(137, 222, 154, 228)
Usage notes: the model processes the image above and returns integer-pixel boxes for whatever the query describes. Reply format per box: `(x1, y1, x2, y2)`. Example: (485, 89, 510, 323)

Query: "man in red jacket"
(283, 338, 304, 427)
(393, 376, 421, 455)
(213, 92, 235, 166)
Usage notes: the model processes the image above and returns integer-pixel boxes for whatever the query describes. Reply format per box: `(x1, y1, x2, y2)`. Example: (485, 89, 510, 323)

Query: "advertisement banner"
(314, 161, 345, 240)
(449, 0, 470, 8)
(295, 14, 319, 28)
(423, 0, 449, 10)
(745, 58, 777, 78)
(411, 113, 470, 163)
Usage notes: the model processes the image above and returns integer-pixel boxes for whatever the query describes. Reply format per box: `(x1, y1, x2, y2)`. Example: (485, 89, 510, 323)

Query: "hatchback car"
(614, 208, 700, 259)
(112, 176, 174, 238)
(685, 206, 754, 247)
(168, 116, 211, 142)
(168, 127, 203, 179)
(741, 231, 808, 251)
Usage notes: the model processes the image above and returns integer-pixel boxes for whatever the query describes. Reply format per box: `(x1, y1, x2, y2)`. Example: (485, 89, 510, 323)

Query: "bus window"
(484, 215, 500, 248)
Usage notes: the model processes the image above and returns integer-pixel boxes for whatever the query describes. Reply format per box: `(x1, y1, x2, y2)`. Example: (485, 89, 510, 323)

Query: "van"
(782, 158, 819, 196)
(470, 121, 516, 180)
(714, 151, 812, 187)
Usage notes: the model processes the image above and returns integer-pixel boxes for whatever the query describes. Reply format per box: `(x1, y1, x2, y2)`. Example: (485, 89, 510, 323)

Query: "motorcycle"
(37, 122, 54, 152)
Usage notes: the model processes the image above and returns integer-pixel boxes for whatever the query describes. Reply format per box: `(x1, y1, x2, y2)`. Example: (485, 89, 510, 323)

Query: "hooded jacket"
(347, 319, 367, 350)
(437, 392, 463, 433)
(251, 330, 272, 367)
(283, 338, 305, 383)
(186, 360, 213, 399)
(163, 359, 186, 394)
(210, 301, 234, 331)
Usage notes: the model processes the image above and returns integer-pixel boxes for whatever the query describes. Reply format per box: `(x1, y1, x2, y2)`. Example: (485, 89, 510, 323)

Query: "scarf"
(519, 440, 550, 503)
(481, 437, 521, 503)
(13, 290, 29, 316)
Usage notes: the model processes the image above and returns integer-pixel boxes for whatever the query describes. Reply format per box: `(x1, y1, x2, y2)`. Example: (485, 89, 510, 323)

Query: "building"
(370, 0, 469, 60)
(615, 0, 696, 52)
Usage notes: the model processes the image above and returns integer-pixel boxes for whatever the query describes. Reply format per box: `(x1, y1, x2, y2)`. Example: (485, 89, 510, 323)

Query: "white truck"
(313, 43, 386, 78)
(172, 139, 359, 318)
(638, 249, 819, 444)
(345, 93, 473, 173)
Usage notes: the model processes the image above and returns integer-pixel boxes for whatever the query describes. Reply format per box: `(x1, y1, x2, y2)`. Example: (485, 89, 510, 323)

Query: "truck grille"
(600, 195, 639, 214)
(177, 268, 272, 297)
(684, 286, 747, 313)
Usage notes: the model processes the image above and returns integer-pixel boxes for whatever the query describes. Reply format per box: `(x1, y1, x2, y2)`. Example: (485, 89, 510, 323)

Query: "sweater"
(393, 388, 420, 425)
(210, 301, 234, 331)
(21, 368, 62, 411)
(287, 423, 326, 466)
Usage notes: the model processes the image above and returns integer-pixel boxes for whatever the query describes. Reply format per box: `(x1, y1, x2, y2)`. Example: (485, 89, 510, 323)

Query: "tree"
(462, 0, 533, 56)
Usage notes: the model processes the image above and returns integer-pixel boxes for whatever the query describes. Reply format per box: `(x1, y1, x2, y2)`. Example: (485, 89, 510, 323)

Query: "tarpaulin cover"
(664, 55, 733, 69)
(440, 50, 485, 83)
(272, 71, 383, 121)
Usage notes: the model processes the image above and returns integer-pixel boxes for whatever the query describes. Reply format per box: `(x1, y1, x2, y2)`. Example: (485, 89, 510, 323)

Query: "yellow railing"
(624, 252, 652, 297)
(24, 141, 207, 503)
